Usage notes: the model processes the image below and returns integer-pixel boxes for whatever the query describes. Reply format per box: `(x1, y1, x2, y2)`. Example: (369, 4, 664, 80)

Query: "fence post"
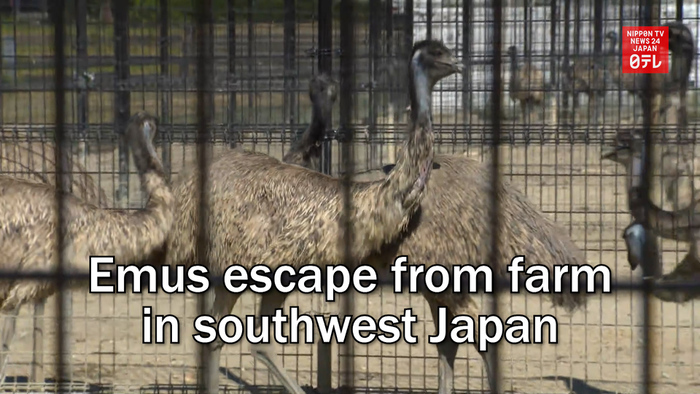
(76, 0, 89, 163)
(159, 0, 171, 178)
(383, 0, 394, 162)
(368, 0, 380, 167)
(318, 0, 333, 177)
(426, 0, 432, 41)
(639, 2, 660, 393)
(52, 0, 71, 389)
(462, 0, 471, 129)
(549, 0, 557, 127)
(284, 0, 296, 147)
(194, 1, 215, 393)
(488, 1, 503, 392)
(0, 22, 5, 124)
(402, 0, 413, 125)
(228, 0, 237, 148)
(247, 0, 254, 126)
(113, 1, 130, 208)
(571, 0, 581, 125)
(559, 0, 570, 125)
(339, 0, 355, 391)
(316, 1, 333, 391)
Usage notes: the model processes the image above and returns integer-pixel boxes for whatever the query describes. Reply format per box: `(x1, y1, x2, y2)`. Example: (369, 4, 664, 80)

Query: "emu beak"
(451, 59, 465, 74)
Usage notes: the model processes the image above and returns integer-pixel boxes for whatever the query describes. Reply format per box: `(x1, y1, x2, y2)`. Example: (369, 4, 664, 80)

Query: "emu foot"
(623, 223, 661, 279)
(653, 253, 700, 303)
(250, 343, 306, 394)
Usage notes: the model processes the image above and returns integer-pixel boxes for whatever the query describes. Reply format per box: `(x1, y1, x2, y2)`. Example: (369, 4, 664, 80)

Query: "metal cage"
(0, 0, 698, 393)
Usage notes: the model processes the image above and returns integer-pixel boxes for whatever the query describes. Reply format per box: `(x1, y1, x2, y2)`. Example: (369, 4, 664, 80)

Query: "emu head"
(601, 128, 641, 168)
(602, 128, 652, 194)
(121, 111, 159, 166)
(605, 31, 618, 51)
(124, 111, 159, 143)
(506, 45, 518, 60)
(308, 73, 338, 122)
(410, 39, 464, 87)
(605, 31, 618, 42)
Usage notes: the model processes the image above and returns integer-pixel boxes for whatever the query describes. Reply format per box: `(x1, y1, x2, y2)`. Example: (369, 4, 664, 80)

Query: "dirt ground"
(2, 140, 700, 394)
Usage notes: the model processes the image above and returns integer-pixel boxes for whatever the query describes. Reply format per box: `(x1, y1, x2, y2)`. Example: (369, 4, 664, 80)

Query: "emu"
(164, 39, 462, 394)
(0, 112, 174, 378)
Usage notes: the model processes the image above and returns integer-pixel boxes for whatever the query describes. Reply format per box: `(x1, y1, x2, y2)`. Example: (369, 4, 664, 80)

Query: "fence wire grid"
(0, 0, 699, 393)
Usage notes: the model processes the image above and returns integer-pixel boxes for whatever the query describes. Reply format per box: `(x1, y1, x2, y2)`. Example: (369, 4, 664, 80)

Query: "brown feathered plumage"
(0, 112, 174, 311)
(0, 141, 108, 207)
(507, 45, 547, 122)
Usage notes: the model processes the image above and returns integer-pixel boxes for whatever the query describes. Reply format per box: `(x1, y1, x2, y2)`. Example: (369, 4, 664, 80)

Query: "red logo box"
(622, 26, 669, 74)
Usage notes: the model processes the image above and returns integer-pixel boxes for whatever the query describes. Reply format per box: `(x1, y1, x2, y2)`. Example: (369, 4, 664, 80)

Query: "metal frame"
(0, 0, 698, 393)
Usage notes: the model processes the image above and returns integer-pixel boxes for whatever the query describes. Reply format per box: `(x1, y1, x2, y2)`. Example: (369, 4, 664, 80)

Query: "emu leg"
(249, 289, 305, 394)
(519, 100, 527, 124)
(472, 320, 499, 392)
(0, 306, 20, 383)
(679, 92, 688, 130)
(428, 302, 459, 394)
(200, 290, 240, 394)
(590, 93, 600, 129)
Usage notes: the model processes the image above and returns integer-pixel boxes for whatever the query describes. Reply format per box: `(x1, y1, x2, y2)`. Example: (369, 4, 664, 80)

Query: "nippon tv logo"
(621, 26, 669, 74)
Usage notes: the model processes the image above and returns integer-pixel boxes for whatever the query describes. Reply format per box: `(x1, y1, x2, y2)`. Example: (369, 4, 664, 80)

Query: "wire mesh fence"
(0, 0, 699, 393)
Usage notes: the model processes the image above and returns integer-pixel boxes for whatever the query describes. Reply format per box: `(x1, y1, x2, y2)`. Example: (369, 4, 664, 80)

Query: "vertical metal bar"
(51, 0, 68, 391)
(462, 0, 471, 126)
(339, 0, 355, 392)
(316, 1, 334, 390)
(228, 0, 237, 148)
(488, 0, 502, 393)
(159, 0, 171, 177)
(572, 0, 581, 116)
(369, 0, 380, 166)
(318, 0, 333, 176)
(0, 15, 3, 125)
(113, 1, 130, 208)
(404, 0, 413, 66)
(593, 0, 603, 55)
(247, 0, 254, 118)
(639, 1, 658, 393)
(523, 0, 530, 59)
(76, 0, 88, 161)
(194, 0, 214, 391)
(426, 0, 432, 41)
(401, 0, 413, 127)
(676, 0, 683, 21)
(383, 0, 393, 133)
(549, 1, 557, 91)
(283, 0, 296, 143)
(563, 0, 571, 117)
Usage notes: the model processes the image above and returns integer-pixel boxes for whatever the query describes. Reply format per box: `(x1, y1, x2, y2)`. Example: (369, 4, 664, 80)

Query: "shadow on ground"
(0, 372, 619, 394)
(541, 375, 618, 394)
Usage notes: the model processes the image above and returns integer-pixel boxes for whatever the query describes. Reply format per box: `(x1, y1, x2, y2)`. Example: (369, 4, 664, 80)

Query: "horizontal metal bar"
(0, 269, 696, 292)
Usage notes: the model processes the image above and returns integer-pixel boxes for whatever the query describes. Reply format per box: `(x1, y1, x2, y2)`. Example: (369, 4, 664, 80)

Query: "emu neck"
(509, 54, 517, 74)
(124, 131, 173, 255)
(305, 99, 329, 147)
(409, 59, 432, 125)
